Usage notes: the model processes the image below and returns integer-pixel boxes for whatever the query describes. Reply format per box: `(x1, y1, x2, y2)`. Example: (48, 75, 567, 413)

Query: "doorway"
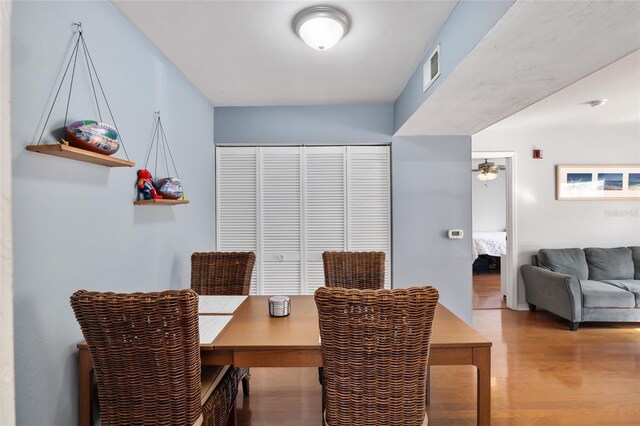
(471, 151, 517, 310)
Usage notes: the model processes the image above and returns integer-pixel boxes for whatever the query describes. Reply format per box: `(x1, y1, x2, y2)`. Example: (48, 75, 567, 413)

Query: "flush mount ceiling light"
(293, 6, 350, 51)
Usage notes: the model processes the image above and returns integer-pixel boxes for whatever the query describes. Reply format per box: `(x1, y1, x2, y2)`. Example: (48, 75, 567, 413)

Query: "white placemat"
(199, 315, 233, 344)
(198, 295, 248, 314)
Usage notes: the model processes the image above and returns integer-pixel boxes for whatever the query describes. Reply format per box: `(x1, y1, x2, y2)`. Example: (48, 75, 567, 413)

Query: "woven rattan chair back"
(315, 286, 439, 426)
(322, 251, 385, 290)
(191, 252, 255, 296)
(70, 289, 201, 426)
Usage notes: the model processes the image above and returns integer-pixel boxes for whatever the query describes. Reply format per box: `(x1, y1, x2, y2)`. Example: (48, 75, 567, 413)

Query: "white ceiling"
(397, 0, 640, 136)
(111, 0, 457, 106)
(487, 49, 640, 130)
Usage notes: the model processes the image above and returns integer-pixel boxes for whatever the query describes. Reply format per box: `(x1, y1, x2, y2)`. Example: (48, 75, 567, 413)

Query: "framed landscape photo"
(556, 165, 640, 200)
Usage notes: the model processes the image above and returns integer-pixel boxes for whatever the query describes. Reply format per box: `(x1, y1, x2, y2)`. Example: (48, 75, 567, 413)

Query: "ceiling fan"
(472, 159, 505, 181)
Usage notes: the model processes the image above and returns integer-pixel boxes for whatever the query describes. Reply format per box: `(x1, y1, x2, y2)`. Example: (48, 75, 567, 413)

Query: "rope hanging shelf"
(26, 22, 134, 168)
(135, 112, 189, 206)
(133, 199, 189, 206)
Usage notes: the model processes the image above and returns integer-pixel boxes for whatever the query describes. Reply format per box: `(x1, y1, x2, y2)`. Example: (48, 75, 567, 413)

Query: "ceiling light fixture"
(476, 170, 498, 182)
(587, 99, 607, 108)
(293, 6, 350, 51)
(474, 159, 501, 181)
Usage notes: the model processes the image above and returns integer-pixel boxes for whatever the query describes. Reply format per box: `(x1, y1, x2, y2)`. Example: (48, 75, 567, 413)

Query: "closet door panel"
(216, 147, 259, 294)
(347, 146, 391, 288)
(261, 147, 302, 294)
(304, 147, 346, 294)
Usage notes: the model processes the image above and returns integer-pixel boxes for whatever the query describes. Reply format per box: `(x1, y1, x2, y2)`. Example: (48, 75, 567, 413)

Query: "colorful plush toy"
(137, 169, 163, 200)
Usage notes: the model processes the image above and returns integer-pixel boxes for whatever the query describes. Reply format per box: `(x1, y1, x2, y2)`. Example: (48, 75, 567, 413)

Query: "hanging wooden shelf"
(133, 199, 190, 206)
(26, 144, 135, 168)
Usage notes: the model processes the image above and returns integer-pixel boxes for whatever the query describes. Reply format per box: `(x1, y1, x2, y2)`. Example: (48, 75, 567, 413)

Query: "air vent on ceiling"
(423, 44, 441, 93)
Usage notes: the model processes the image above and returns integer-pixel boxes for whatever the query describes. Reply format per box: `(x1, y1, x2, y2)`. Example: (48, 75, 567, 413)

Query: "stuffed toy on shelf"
(137, 169, 163, 200)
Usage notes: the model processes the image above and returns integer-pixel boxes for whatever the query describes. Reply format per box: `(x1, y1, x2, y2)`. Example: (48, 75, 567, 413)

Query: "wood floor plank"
(473, 271, 506, 310)
(234, 308, 640, 425)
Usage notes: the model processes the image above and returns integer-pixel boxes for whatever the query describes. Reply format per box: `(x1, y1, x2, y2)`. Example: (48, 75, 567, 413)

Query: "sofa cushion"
(580, 280, 636, 308)
(629, 246, 640, 280)
(538, 248, 588, 279)
(584, 247, 634, 280)
(601, 280, 640, 307)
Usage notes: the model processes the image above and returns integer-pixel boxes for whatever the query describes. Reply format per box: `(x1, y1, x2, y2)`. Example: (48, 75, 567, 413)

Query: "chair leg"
(528, 303, 536, 311)
(226, 400, 237, 426)
(320, 367, 326, 421)
(241, 376, 250, 396)
(570, 321, 579, 331)
(425, 366, 431, 406)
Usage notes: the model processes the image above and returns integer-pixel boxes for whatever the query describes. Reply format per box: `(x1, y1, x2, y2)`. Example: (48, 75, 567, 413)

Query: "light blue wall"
(215, 104, 393, 144)
(11, 2, 483, 421)
(391, 136, 473, 323)
(393, 1, 515, 133)
(12, 2, 214, 424)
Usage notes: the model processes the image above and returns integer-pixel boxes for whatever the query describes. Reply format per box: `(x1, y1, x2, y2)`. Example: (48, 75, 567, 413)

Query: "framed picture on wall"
(556, 164, 640, 200)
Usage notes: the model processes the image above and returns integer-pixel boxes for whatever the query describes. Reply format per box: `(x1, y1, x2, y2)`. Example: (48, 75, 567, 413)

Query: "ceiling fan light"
(476, 170, 498, 181)
(476, 172, 489, 181)
(475, 159, 500, 181)
(294, 6, 350, 51)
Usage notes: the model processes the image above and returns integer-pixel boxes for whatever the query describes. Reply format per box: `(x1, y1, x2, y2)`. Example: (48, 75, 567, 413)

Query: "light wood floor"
(235, 309, 640, 425)
(473, 271, 506, 310)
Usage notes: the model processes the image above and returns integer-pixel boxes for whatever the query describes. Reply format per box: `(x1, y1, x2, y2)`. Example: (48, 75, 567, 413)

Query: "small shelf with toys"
(26, 143, 134, 168)
(134, 112, 187, 207)
(133, 199, 189, 206)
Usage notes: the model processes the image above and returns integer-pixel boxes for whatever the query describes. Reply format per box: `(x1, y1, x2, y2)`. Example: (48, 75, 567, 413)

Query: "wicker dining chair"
(70, 289, 238, 426)
(322, 251, 386, 290)
(191, 252, 256, 296)
(191, 251, 255, 396)
(319, 251, 386, 388)
(315, 286, 439, 426)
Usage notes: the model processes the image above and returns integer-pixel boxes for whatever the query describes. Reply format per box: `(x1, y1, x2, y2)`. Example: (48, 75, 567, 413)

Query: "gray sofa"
(521, 246, 640, 330)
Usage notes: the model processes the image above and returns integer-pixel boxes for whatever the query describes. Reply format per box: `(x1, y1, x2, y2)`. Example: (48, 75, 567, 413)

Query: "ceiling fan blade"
(472, 166, 506, 171)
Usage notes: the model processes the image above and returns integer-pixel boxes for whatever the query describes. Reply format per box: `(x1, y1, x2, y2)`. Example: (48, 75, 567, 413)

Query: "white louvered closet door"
(304, 147, 346, 294)
(347, 146, 391, 288)
(215, 147, 259, 294)
(217, 145, 390, 295)
(261, 147, 302, 295)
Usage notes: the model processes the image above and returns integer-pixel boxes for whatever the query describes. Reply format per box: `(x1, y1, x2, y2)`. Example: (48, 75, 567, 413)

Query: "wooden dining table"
(78, 295, 492, 425)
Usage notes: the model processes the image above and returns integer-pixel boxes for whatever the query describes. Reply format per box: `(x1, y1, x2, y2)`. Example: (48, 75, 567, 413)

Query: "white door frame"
(472, 151, 518, 310)
(0, 2, 16, 424)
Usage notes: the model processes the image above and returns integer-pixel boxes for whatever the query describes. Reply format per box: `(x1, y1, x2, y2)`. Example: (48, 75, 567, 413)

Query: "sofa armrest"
(521, 265, 582, 322)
